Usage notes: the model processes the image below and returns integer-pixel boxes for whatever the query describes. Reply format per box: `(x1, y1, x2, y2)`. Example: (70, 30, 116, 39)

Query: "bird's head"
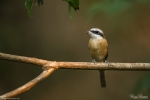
(86, 28, 104, 39)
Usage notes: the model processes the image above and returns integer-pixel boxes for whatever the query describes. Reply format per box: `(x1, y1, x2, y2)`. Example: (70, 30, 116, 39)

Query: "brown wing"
(104, 48, 108, 61)
(97, 39, 108, 61)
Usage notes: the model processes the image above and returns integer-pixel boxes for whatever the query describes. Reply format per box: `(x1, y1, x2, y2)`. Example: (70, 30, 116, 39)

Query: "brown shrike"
(87, 28, 108, 88)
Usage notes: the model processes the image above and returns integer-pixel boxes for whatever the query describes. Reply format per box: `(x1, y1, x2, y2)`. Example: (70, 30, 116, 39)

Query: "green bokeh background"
(0, 0, 150, 100)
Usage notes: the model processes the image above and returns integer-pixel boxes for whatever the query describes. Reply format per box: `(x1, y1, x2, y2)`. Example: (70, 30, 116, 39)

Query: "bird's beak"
(86, 31, 89, 34)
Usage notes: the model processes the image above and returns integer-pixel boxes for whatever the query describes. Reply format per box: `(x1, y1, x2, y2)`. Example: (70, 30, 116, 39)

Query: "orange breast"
(88, 38, 108, 62)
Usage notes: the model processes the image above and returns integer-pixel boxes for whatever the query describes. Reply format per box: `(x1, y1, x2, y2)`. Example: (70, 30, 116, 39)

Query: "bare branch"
(0, 68, 55, 100)
(0, 52, 150, 70)
(56, 62, 150, 70)
(0, 52, 49, 66)
(0, 52, 150, 99)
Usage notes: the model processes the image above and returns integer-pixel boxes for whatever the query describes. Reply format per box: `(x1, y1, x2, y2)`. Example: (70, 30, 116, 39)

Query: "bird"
(86, 28, 108, 88)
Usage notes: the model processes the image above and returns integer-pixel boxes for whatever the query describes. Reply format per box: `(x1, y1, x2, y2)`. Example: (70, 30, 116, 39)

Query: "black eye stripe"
(90, 30, 104, 37)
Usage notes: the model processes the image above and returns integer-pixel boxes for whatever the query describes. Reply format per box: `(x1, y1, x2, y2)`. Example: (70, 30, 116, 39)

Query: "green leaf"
(64, 0, 79, 20)
(64, 0, 79, 11)
(89, 0, 132, 17)
(68, 5, 73, 20)
(24, 0, 33, 18)
(36, 0, 44, 6)
(24, 0, 44, 17)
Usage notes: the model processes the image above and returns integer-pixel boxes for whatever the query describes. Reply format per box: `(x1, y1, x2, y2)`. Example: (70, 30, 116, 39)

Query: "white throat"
(91, 34, 103, 40)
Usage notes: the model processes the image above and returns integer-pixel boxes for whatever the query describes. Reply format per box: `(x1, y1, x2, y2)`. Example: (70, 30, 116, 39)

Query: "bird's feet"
(104, 60, 110, 66)
(92, 59, 96, 64)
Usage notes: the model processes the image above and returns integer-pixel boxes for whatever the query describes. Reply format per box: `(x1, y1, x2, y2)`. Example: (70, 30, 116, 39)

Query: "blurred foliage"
(64, 0, 79, 11)
(24, 0, 43, 17)
(24, 0, 33, 18)
(64, 0, 79, 20)
(68, 5, 74, 20)
(137, 0, 150, 4)
(24, 0, 79, 19)
(88, 0, 150, 17)
(133, 74, 150, 93)
(36, 0, 44, 6)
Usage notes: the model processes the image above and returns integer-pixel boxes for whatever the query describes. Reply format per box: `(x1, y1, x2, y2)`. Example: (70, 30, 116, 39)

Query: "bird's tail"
(99, 70, 106, 88)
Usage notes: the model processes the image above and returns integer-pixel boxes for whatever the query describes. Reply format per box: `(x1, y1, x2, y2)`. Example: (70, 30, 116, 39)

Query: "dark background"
(0, 0, 150, 100)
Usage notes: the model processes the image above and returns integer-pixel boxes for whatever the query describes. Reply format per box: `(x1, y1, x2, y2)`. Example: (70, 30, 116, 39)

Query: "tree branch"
(0, 68, 55, 100)
(0, 52, 150, 70)
(0, 52, 49, 66)
(0, 52, 150, 99)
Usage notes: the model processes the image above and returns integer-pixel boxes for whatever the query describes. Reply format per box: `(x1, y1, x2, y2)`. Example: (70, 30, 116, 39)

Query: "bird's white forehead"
(90, 28, 103, 34)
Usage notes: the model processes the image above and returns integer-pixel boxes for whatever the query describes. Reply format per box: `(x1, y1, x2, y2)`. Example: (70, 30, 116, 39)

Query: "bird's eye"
(93, 30, 104, 37)
(90, 30, 101, 35)
(95, 31, 99, 34)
